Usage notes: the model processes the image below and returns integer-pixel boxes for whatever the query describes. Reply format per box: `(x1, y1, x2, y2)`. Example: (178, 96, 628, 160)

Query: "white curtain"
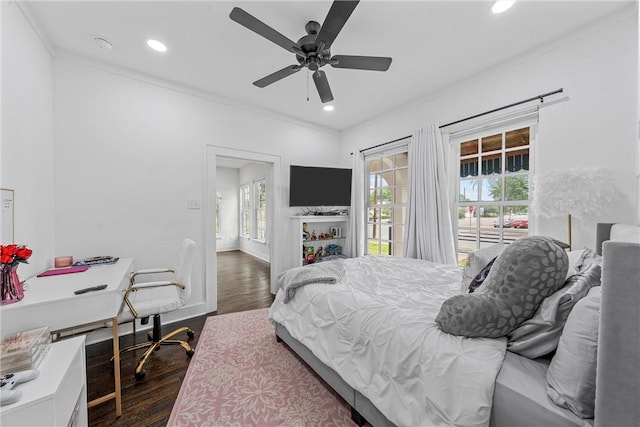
(348, 151, 366, 257)
(403, 125, 457, 264)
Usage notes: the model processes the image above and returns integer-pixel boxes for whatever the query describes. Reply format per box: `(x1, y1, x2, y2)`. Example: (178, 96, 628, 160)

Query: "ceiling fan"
(229, 0, 392, 104)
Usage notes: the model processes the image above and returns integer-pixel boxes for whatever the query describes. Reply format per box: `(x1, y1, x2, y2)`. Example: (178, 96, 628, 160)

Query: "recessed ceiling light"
(323, 105, 335, 112)
(93, 36, 113, 51)
(147, 39, 167, 53)
(492, 1, 515, 14)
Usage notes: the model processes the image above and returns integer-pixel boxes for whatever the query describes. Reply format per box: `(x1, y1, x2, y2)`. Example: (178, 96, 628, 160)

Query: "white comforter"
(269, 256, 507, 427)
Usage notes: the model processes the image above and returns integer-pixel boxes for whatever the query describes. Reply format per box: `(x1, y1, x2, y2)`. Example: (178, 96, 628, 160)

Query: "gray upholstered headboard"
(594, 223, 615, 256)
(594, 223, 640, 427)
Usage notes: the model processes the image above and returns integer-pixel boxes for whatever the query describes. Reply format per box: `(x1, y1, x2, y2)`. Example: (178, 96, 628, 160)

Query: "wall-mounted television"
(289, 165, 352, 207)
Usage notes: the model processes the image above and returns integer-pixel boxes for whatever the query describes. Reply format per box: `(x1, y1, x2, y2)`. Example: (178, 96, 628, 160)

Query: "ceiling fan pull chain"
(306, 69, 310, 102)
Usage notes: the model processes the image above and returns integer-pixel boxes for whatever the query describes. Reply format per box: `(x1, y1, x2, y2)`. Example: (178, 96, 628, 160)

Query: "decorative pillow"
(507, 263, 601, 358)
(460, 244, 504, 293)
(436, 236, 569, 338)
(578, 247, 602, 269)
(565, 250, 585, 279)
(565, 247, 602, 278)
(546, 286, 601, 419)
(610, 223, 640, 243)
(466, 239, 564, 293)
(551, 239, 570, 250)
(468, 256, 498, 293)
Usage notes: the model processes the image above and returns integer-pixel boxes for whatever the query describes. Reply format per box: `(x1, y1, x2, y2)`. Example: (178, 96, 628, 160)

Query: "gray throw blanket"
(278, 259, 345, 303)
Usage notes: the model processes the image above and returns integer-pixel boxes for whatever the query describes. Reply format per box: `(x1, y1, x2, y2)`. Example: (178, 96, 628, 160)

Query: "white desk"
(0, 258, 134, 417)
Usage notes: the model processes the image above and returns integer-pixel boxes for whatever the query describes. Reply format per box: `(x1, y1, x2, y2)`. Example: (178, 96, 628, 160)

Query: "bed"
(268, 223, 640, 427)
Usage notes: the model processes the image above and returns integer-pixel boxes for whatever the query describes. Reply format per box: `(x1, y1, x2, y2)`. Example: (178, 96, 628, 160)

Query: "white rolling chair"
(115, 238, 197, 379)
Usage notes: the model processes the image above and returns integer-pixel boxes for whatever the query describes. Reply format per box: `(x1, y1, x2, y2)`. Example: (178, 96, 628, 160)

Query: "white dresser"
(1, 336, 87, 426)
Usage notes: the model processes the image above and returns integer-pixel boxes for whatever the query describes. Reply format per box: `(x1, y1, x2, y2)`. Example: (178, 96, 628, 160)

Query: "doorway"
(204, 146, 282, 314)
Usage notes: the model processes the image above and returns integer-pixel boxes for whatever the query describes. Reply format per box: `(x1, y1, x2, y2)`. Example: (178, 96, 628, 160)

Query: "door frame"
(204, 145, 282, 314)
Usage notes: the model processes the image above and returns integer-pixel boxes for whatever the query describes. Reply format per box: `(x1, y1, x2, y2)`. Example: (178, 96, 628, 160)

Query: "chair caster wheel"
(135, 370, 146, 380)
(186, 348, 195, 357)
(187, 330, 195, 339)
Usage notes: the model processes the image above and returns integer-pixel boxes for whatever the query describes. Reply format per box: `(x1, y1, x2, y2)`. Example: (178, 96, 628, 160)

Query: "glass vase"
(1, 264, 24, 305)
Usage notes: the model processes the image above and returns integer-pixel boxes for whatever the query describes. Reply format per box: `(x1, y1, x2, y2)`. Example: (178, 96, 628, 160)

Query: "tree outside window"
(366, 151, 408, 256)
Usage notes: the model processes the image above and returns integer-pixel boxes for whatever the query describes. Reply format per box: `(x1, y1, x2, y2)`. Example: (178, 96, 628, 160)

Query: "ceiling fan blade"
(331, 55, 392, 71)
(253, 65, 302, 88)
(312, 70, 334, 103)
(315, 1, 359, 50)
(230, 7, 299, 53)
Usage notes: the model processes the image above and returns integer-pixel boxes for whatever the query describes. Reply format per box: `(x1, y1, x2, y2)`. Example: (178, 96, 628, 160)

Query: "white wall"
(215, 167, 239, 252)
(340, 7, 639, 251)
(1, 2, 55, 279)
(238, 162, 269, 261)
(51, 58, 341, 318)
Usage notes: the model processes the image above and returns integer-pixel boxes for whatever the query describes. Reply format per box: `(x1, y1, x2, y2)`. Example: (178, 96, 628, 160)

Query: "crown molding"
(14, 1, 55, 56)
(55, 49, 339, 138)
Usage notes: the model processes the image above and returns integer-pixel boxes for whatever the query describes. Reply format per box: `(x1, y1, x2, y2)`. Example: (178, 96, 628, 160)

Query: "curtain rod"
(357, 88, 563, 154)
(357, 135, 411, 154)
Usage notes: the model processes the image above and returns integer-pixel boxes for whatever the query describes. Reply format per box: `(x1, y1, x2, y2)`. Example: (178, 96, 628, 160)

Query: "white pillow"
(459, 244, 504, 293)
(546, 286, 601, 419)
(610, 224, 640, 243)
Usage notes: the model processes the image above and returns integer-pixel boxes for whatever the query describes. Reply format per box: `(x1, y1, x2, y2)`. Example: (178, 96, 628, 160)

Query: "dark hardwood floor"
(216, 250, 273, 315)
(86, 250, 273, 426)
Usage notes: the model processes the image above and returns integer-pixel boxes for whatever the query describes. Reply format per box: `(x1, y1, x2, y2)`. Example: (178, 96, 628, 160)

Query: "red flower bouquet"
(1, 244, 33, 266)
(1, 244, 32, 304)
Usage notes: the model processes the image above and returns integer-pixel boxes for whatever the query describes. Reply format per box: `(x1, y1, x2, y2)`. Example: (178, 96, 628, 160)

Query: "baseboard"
(239, 248, 270, 262)
(74, 302, 207, 346)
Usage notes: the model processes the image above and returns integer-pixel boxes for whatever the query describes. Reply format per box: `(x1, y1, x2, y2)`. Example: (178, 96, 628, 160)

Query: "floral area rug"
(168, 308, 354, 426)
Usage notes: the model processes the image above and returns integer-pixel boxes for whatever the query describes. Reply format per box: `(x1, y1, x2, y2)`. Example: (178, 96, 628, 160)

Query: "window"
(240, 184, 250, 238)
(254, 178, 267, 242)
(366, 151, 408, 256)
(456, 126, 533, 263)
(216, 194, 222, 237)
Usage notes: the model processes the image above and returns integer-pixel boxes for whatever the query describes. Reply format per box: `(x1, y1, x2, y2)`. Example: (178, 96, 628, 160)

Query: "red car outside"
(512, 215, 529, 229)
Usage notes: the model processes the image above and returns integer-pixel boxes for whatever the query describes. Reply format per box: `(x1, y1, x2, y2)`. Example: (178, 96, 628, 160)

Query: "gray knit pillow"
(436, 236, 569, 338)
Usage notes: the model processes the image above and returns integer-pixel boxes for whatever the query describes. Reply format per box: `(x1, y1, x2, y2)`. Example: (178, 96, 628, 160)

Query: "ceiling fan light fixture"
(146, 39, 167, 53)
(492, 1, 515, 14)
(323, 105, 335, 112)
